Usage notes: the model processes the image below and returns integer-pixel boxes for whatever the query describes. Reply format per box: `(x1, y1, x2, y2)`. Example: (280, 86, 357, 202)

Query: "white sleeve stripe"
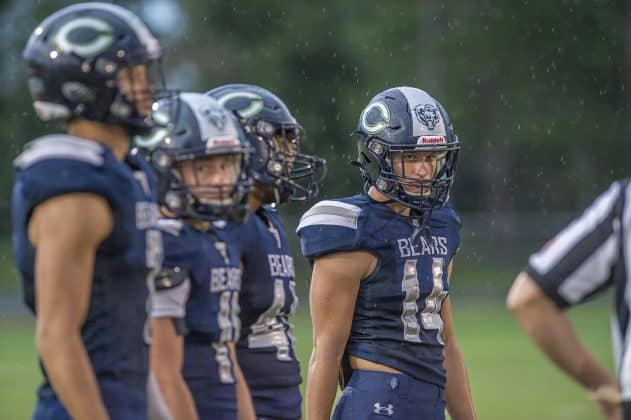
(156, 218, 184, 236)
(297, 200, 361, 232)
(529, 182, 621, 275)
(14, 135, 104, 168)
(297, 213, 358, 231)
(308, 200, 362, 215)
(557, 232, 619, 303)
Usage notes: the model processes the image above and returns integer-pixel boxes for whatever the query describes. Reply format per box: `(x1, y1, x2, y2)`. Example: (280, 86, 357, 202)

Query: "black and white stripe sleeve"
(525, 181, 625, 308)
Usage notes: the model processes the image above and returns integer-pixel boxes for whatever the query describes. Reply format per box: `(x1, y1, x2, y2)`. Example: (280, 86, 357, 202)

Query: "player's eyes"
(195, 163, 213, 174)
(402, 153, 423, 161)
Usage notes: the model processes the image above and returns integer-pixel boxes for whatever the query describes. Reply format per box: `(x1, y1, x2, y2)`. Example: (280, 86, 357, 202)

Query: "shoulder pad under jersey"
(433, 203, 462, 230)
(296, 198, 363, 259)
(215, 219, 246, 253)
(261, 204, 285, 228)
(13, 135, 117, 210)
(14, 135, 105, 169)
(157, 218, 201, 267)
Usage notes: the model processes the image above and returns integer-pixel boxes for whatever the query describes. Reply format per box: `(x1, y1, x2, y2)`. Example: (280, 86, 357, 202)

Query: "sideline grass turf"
(0, 298, 615, 420)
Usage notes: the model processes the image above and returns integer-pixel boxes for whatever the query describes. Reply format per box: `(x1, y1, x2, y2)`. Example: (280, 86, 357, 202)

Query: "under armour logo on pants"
(373, 402, 394, 416)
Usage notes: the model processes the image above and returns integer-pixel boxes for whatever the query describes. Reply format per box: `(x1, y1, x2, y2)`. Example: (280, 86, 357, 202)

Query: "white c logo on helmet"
(360, 101, 390, 134)
(217, 91, 264, 119)
(134, 110, 170, 149)
(52, 17, 114, 58)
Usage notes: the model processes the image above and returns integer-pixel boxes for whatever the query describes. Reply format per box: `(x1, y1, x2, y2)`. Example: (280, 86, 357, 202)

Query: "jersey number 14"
(401, 257, 448, 344)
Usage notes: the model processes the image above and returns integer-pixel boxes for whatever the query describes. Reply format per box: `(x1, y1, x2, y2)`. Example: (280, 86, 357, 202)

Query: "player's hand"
(588, 384, 623, 420)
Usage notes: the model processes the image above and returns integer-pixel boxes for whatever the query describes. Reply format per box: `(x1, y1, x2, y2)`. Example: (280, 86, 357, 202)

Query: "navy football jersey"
(12, 135, 162, 418)
(152, 218, 242, 413)
(220, 206, 302, 418)
(297, 194, 461, 388)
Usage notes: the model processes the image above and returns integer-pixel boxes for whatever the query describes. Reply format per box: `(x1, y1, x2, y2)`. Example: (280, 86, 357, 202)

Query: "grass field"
(0, 297, 616, 420)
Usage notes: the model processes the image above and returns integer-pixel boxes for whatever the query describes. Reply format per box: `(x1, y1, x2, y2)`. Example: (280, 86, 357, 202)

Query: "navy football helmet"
(206, 84, 326, 204)
(23, 2, 170, 133)
(355, 87, 459, 212)
(138, 93, 252, 223)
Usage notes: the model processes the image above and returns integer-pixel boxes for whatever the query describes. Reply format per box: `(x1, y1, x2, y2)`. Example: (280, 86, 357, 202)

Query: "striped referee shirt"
(526, 178, 631, 401)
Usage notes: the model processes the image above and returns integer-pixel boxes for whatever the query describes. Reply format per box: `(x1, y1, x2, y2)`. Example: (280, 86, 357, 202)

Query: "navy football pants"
(250, 384, 302, 420)
(186, 377, 237, 420)
(32, 378, 147, 420)
(331, 370, 445, 420)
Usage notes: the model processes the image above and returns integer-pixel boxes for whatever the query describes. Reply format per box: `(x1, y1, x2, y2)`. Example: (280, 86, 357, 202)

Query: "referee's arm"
(507, 271, 617, 391)
(507, 180, 625, 419)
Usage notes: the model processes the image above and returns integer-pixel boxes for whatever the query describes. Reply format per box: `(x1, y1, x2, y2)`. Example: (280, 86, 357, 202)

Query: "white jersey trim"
(156, 218, 184, 236)
(297, 200, 361, 231)
(14, 135, 104, 168)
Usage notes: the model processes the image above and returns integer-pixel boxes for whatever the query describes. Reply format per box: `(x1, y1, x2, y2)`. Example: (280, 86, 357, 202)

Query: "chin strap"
(410, 205, 435, 245)
(360, 172, 436, 243)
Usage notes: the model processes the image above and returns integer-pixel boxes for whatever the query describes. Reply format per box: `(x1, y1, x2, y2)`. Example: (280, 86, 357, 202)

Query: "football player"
(144, 93, 256, 420)
(297, 87, 476, 420)
(13, 3, 166, 419)
(207, 84, 326, 420)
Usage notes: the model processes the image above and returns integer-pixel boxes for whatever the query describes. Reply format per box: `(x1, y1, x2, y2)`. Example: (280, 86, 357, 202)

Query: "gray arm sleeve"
(151, 277, 191, 319)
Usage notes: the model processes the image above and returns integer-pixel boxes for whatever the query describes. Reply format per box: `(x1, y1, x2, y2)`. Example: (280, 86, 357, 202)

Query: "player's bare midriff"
(349, 355, 402, 374)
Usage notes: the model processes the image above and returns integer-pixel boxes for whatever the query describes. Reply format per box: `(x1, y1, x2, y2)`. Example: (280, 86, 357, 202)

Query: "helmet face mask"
(248, 121, 325, 203)
(207, 84, 326, 204)
(139, 93, 253, 223)
(115, 61, 170, 121)
(355, 87, 460, 212)
(24, 2, 174, 133)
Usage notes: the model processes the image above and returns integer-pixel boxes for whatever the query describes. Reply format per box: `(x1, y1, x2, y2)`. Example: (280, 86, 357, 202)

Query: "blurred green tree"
(0, 0, 628, 233)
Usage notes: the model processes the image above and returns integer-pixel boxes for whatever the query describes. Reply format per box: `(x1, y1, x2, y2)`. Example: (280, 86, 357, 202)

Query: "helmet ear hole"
(368, 140, 385, 156)
(376, 178, 393, 193)
(267, 160, 284, 176)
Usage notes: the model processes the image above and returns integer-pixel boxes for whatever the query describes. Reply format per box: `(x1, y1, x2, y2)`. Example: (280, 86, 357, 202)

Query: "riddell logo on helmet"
(207, 136, 239, 149)
(418, 136, 445, 145)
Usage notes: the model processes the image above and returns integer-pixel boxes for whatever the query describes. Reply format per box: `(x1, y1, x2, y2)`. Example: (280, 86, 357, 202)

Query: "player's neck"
(66, 119, 130, 161)
(367, 186, 411, 216)
(160, 206, 210, 232)
(247, 182, 266, 213)
(187, 219, 210, 232)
